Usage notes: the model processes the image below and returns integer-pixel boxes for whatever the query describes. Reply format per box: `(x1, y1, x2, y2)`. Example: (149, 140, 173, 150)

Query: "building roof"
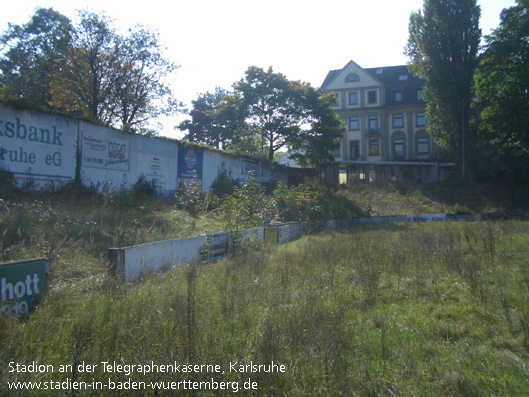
(321, 62, 425, 107)
(321, 69, 341, 89)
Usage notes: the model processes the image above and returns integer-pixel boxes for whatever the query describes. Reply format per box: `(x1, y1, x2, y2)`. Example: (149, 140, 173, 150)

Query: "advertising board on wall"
(133, 135, 176, 194)
(0, 258, 50, 316)
(177, 145, 203, 186)
(241, 158, 259, 178)
(407, 214, 446, 223)
(0, 104, 76, 187)
(81, 132, 130, 171)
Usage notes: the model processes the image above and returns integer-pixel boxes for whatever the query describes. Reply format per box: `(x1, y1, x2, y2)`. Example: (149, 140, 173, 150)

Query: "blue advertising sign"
(177, 145, 203, 180)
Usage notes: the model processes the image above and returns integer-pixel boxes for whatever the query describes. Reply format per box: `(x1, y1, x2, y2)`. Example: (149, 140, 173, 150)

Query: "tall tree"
(474, 0, 529, 182)
(179, 87, 232, 148)
(109, 26, 180, 132)
(0, 8, 72, 109)
(406, 0, 481, 171)
(49, 10, 118, 124)
(225, 66, 344, 163)
(2, 8, 180, 133)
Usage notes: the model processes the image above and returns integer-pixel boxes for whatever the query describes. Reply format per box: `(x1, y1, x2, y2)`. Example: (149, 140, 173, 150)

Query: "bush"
(0, 168, 17, 193)
(221, 172, 276, 231)
(175, 178, 220, 216)
(210, 170, 238, 197)
(132, 174, 158, 198)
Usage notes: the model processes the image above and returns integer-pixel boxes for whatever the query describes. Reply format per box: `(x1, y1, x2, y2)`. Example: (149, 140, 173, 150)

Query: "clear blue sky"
(0, 0, 517, 137)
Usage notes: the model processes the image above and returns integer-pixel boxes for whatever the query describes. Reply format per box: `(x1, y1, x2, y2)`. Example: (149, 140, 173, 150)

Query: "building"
(321, 60, 438, 184)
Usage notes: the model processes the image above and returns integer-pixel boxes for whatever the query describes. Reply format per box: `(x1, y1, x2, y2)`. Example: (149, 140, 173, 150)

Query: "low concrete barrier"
(277, 222, 304, 245)
(108, 212, 525, 282)
(109, 227, 269, 282)
(109, 235, 206, 281)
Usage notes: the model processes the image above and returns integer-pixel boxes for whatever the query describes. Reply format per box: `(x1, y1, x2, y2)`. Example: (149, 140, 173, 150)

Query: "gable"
(322, 60, 383, 91)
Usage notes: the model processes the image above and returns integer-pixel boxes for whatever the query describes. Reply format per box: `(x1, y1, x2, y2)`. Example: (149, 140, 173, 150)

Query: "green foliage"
(220, 172, 275, 231)
(273, 182, 324, 226)
(2, 218, 529, 395)
(0, 8, 180, 133)
(0, 168, 17, 194)
(473, 1, 529, 183)
(132, 174, 158, 198)
(174, 179, 217, 217)
(0, 8, 72, 111)
(207, 66, 344, 163)
(178, 87, 236, 149)
(209, 170, 238, 197)
(406, 0, 481, 164)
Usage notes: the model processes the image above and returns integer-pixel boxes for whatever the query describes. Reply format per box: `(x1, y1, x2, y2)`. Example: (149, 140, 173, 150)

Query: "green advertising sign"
(0, 258, 49, 316)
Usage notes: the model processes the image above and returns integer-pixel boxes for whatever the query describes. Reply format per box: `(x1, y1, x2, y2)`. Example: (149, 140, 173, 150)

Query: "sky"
(0, 0, 518, 138)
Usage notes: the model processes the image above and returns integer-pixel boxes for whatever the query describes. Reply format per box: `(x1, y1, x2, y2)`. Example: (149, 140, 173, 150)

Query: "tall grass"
(2, 220, 529, 395)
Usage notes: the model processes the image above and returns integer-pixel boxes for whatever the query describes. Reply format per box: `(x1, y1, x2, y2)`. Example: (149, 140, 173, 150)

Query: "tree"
(473, 0, 529, 182)
(49, 10, 117, 124)
(1, 8, 180, 133)
(223, 66, 344, 163)
(0, 7, 72, 110)
(179, 87, 232, 148)
(108, 26, 180, 133)
(406, 0, 481, 171)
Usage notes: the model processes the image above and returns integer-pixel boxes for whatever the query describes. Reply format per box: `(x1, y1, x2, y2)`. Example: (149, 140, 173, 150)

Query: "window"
(369, 139, 380, 156)
(345, 73, 360, 82)
(417, 89, 424, 101)
(417, 137, 429, 154)
(376, 68, 383, 75)
(399, 74, 408, 81)
(333, 92, 340, 108)
(348, 92, 358, 106)
(349, 117, 359, 130)
(395, 91, 403, 102)
(350, 141, 360, 160)
(368, 115, 378, 134)
(393, 114, 404, 128)
(394, 139, 405, 159)
(416, 113, 426, 126)
(367, 90, 377, 104)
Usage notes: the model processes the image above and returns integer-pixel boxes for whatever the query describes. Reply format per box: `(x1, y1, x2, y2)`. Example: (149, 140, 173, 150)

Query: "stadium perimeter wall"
(0, 103, 287, 194)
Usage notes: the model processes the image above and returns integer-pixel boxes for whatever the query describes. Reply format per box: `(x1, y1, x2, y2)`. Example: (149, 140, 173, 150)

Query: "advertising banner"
(133, 135, 177, 194)
(81, 132, 130, 171)
(407, 214, 446, 223)
(1, 258, 50, 316)
(177, 145, 203, 184)
(241, 158, 259, 177)
(204, 232, 230, 262)
(0, 104, 76, 186)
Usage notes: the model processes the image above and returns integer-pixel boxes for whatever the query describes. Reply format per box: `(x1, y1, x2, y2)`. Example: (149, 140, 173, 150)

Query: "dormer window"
(345, 73, 360, 83)
(399, 74, 409, 81)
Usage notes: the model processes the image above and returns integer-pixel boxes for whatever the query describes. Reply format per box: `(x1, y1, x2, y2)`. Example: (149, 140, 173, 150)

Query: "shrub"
(210, 170, 238, 197)
(221, 172, 276, 231)
(0, 168, 17, 193)
(132, 174, 158, 198)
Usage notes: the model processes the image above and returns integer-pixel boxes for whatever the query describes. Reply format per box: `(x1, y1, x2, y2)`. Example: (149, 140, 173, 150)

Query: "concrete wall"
(0, 103, 287, 192)
(0, 104, 77, 188)
(107, 213, 484, 283)
(109, 225, 291, 282)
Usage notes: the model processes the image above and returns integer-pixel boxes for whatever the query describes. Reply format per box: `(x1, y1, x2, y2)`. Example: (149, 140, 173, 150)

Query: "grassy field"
(1, 181, 529, 395)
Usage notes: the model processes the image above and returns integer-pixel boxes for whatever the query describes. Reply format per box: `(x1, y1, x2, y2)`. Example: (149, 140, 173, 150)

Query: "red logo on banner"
(185, 150, 197, 169)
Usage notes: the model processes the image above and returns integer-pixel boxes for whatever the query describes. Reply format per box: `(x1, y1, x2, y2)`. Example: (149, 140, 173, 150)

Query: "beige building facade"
(321, 60, 438, 184)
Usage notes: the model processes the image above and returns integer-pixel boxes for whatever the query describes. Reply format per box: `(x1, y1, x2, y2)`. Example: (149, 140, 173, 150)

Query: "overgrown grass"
(2, 180, 529, 395)
(2, 219, 529, 395)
